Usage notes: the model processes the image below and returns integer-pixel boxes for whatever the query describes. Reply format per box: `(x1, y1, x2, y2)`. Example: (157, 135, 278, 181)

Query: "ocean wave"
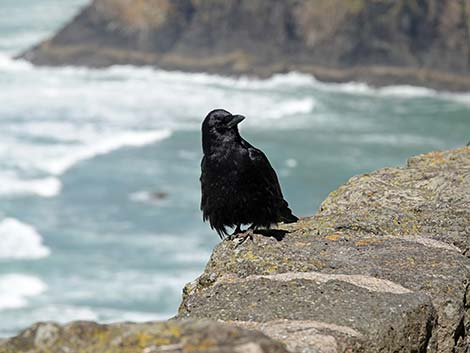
(64, 270, 202, 301)
(376, 85, 437, 97)
(42, 129, 172, 175)
(120, 66, 470, 103)
(0, 218, 50, 260)
(0, 129, 171, 199)
(0, 274, 47, 310)
(95, 66, 457, 100)
(35, 63, 470, 102)
(0, 54, 33, 72)
(0, 175, 61, 198)
(307, 77, 441, 97)
(260, 97, 315, 120)
(2, 54, 469, 103)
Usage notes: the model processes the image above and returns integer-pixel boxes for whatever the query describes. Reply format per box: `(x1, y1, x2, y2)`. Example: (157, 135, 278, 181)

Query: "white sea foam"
(309, 75, 470, 104)
(261, 97, 315, 119)
(99, 65, 469, 102)
(0, 218, 50, 260)
(0, 54, 33, 72)
(42, 129, 172, 175)
(285, 159, 298, 168)
(129, 191, 157, 204)
(0, 127, 171, 198)
(0, 175, 61, 198)
(376, 85, 437, 97)
(2, 54, 468, 103)
(0, 274, 47, 310)
(1, 51, 468, 204)
(309, 77, 437, 97)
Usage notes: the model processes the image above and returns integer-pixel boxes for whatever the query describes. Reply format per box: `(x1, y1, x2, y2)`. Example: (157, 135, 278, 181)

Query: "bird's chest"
(204, 150, 250, 192)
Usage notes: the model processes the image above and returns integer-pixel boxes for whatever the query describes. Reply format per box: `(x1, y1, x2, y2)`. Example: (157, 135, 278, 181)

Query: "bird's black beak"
(226, 114, 245, 128)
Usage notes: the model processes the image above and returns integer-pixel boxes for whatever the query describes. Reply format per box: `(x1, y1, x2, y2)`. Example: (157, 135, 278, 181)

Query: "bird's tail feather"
(279, 203, 298, 224)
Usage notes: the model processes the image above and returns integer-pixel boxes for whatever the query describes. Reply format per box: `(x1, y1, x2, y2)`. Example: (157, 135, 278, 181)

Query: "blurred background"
(0, 0, 469, 337)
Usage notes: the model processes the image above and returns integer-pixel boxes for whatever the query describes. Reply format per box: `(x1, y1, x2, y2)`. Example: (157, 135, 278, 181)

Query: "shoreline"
(16, 45, 470, 94)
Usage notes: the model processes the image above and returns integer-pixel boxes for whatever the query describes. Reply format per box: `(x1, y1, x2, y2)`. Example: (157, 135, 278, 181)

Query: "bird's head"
(202, 109, 245, 134)
(202, 109, 245, 152)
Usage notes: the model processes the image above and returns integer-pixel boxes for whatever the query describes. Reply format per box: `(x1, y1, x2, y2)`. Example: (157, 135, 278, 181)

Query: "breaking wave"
(0, 218, 50, 260)
(0, 274, 47, 310)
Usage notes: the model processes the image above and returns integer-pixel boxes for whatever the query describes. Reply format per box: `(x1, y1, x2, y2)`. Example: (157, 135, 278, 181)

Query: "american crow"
(200, 109, 298, 239)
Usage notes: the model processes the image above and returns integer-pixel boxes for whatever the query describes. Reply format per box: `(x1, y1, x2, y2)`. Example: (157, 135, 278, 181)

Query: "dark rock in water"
(0, 320, 288, 353)
(179, 146, 470, 352)
(151, 191, 168, 201)
(20, 0, 470, 91)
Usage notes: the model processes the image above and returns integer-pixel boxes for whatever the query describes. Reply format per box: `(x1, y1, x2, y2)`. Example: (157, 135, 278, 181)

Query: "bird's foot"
(233, 229, 254, 247)
(225, 225, 242, 241)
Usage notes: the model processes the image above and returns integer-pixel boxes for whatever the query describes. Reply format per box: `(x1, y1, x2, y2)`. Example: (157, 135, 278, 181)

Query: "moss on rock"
(0, 320, 288, 353)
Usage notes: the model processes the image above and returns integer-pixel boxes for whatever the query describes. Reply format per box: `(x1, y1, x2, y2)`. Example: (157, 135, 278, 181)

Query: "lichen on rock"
(0, 320, 288, 353)
(179, 147, 470, 353)
(1, 147, 469, 353)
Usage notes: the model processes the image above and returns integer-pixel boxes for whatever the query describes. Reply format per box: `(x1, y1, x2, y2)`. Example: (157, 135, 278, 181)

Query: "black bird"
(200, 109, 298, 239)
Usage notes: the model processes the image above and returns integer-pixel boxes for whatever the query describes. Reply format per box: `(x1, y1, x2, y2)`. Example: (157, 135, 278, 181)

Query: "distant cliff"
(20, 0, 470, 90)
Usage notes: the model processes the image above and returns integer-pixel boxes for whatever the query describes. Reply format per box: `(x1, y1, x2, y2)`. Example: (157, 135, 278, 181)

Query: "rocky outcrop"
(178, 147, 470, 352)
(1, 147, 469, 353)
(21, 0, 470, 91)
(0, 320, 288, 353)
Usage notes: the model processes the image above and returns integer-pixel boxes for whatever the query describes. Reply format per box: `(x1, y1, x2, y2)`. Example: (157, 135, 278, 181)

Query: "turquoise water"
(1, 0, 469, 337)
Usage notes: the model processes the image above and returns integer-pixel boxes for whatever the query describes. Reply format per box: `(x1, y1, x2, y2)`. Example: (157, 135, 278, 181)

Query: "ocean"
(1, 0, 469, 338)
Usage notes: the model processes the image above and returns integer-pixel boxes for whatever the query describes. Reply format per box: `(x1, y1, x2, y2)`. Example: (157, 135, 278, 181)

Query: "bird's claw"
(233, 230, 254, 247)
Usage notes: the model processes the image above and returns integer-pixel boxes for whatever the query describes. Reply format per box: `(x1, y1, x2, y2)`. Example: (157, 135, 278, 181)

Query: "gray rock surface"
(178, 147, 470, 352)
(20, 0, 470, 91)
(1, 147, 468, 353)
(0, 320, 288, 353)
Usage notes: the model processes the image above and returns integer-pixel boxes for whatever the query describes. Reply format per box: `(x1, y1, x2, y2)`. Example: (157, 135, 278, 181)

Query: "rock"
(0, 320, 288, 353)
(2, 147, 469, 353)
(178, 147, 470, 352)
(151, 191, 169, 201)
(20, 0, 470, 91)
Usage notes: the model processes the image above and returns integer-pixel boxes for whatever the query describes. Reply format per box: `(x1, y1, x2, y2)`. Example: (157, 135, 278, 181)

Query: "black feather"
(200, 109, 298, 238)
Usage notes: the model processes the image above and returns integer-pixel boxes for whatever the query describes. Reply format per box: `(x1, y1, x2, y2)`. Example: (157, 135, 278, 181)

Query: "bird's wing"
(243, 139, 298, 223)
(242, 140, 284, 199)
(200, 155, 207, 212)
